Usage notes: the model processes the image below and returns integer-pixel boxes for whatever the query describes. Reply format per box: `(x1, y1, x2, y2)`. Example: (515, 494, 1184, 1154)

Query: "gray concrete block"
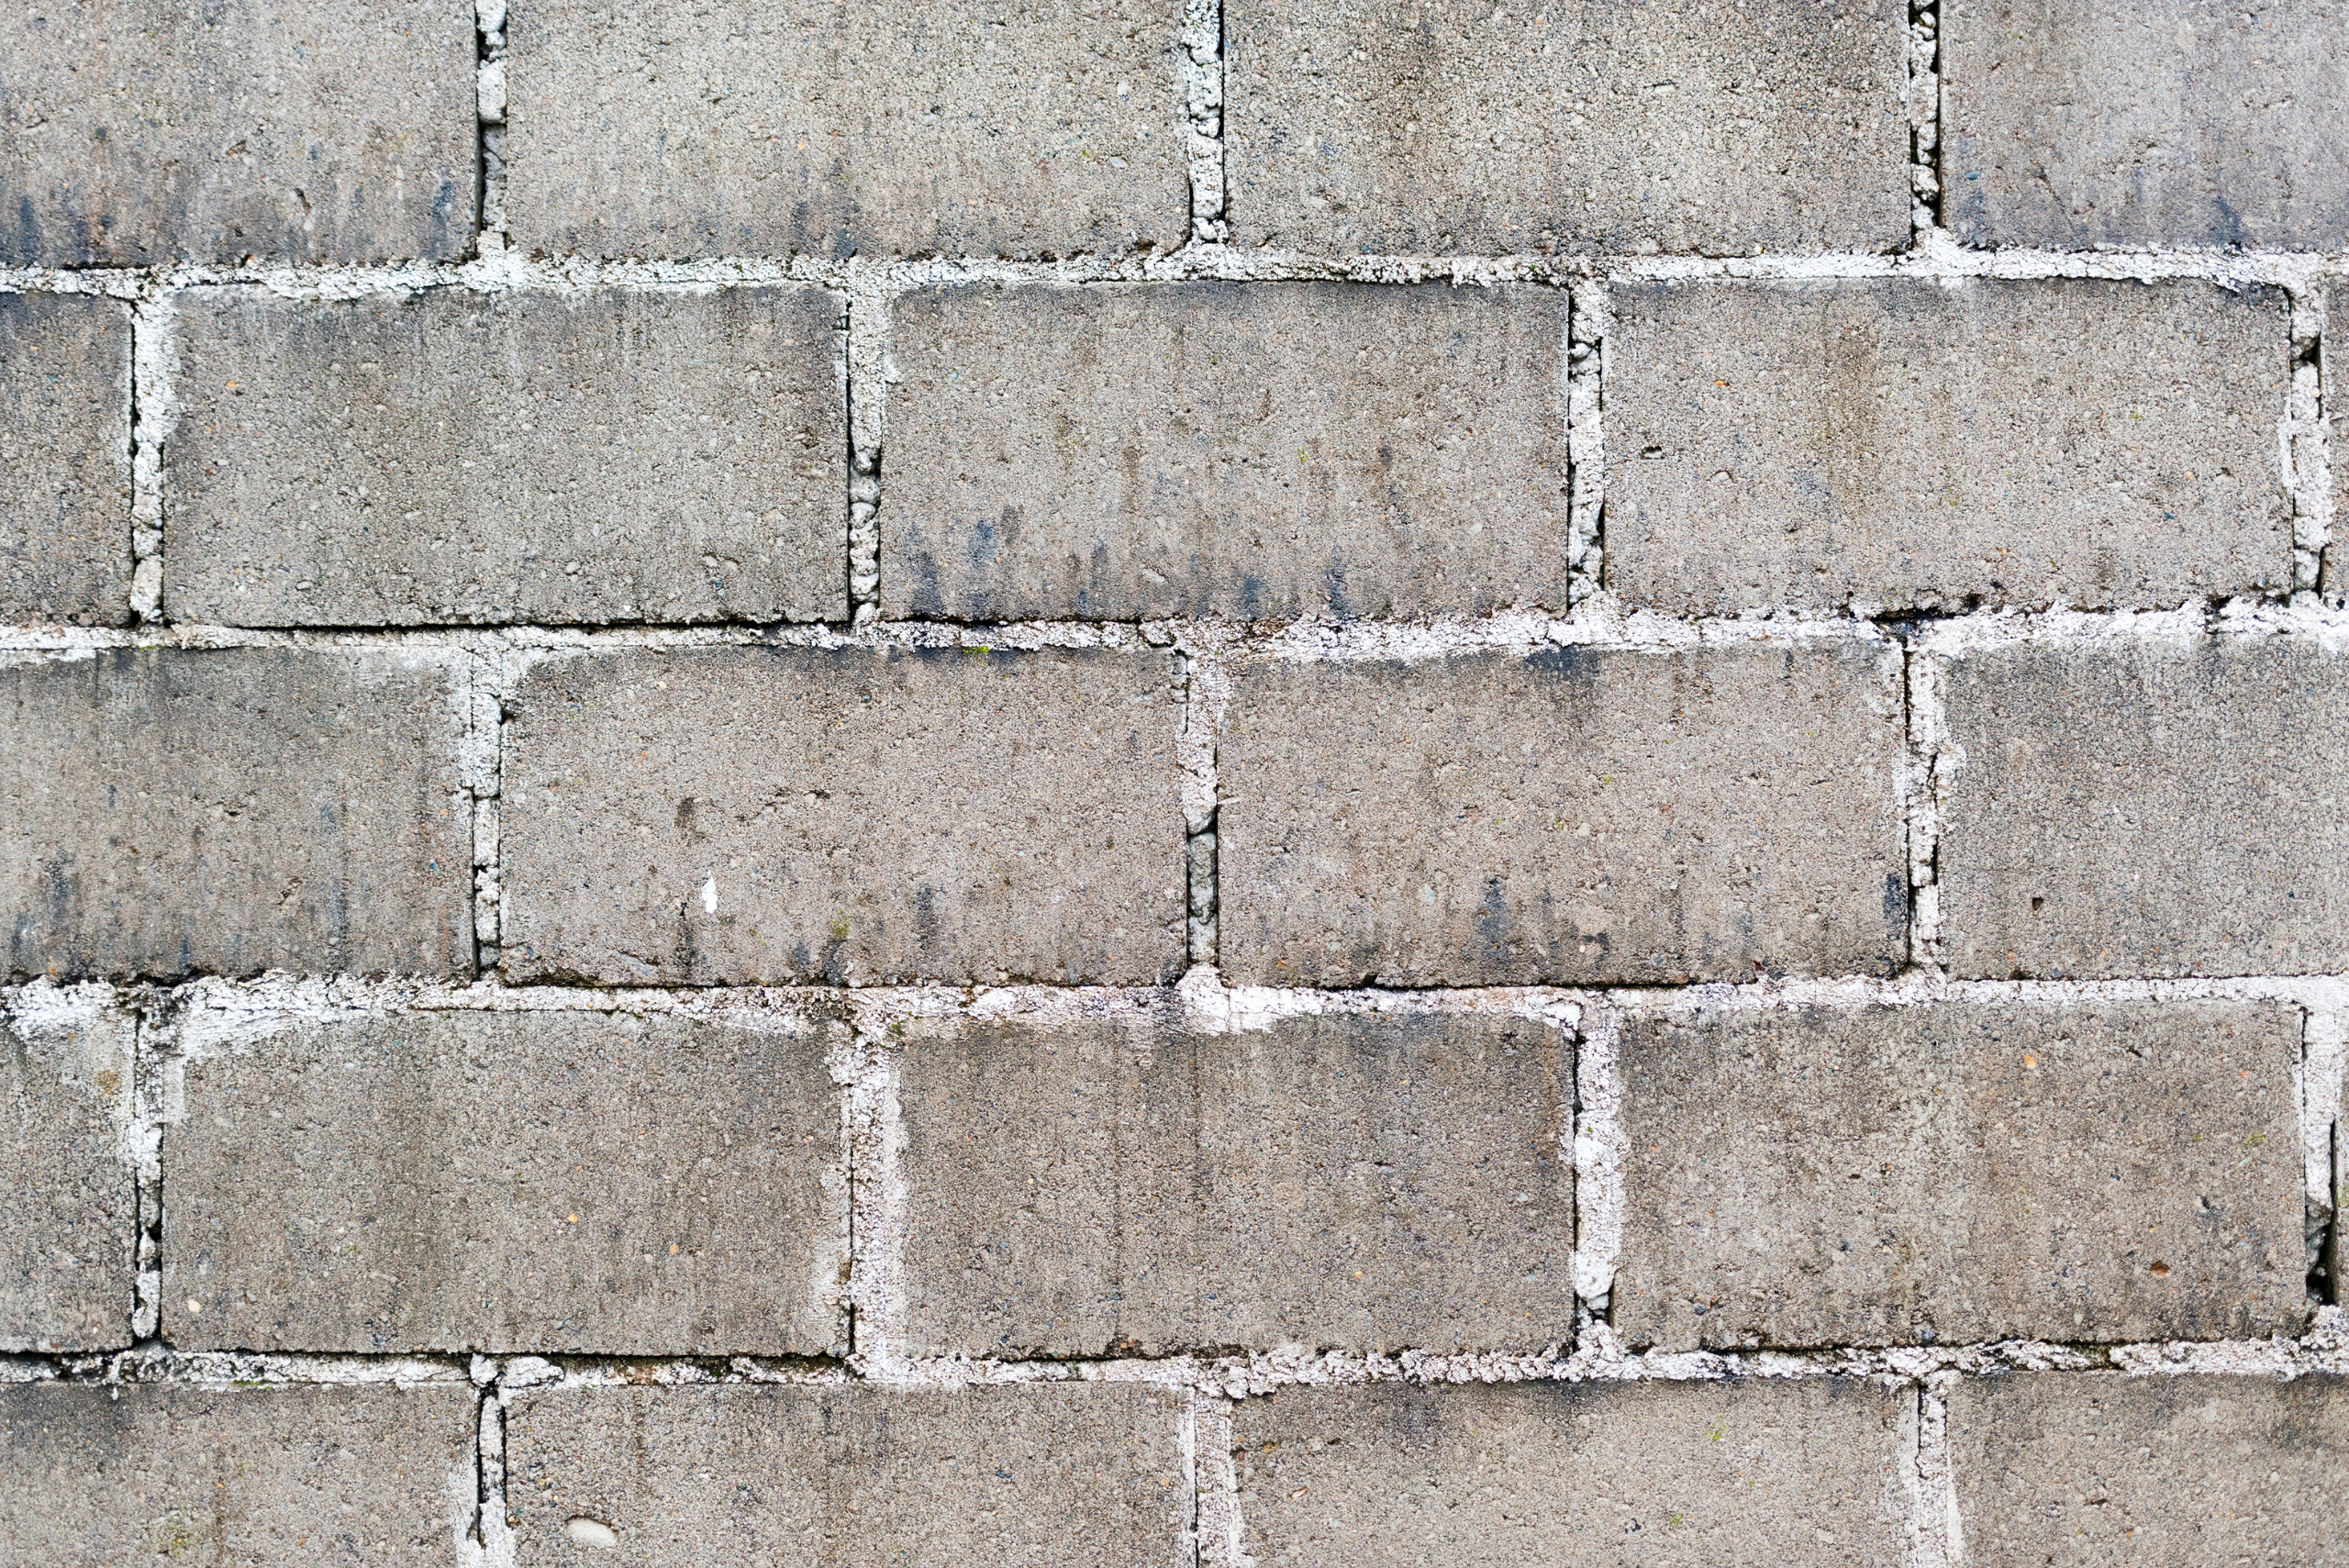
(1937, 633, 2349, 979)
(1219, 642, 1908, 986)
(0, 0, 475, 265)
(0, 997, 135, 1351)
(500, 645, 1184, 985)
(0, 1381, 478, 1567)
(1, 648, 474, 981)
(506, 1383, 1186, 1567)
(1944, 1, 2349, 250)
(884, 282, 1571, 620)
(166, 1006, 846, 1355)
(1615, 998, 2304, 1351)
(1946, 1373, 2349, 1565)
(897, 1008, 1571, 1357)
(1233, 1377, 1910, 1568)
(506, 0, 1187, 260)
(1607, 279, 2293, 617)
(0, 295, 131, 627)
(166, 286, 846, 627)
(1226, 0, 1910, 255)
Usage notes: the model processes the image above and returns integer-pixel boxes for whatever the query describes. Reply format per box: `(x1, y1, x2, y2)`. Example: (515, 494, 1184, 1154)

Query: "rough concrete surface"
(0, 294, 133, 627)
(1, 648, 473, 981)
(505, 1383, 1187, 1567)
(1225, 0, 1910, 255)
(500, 645, 1185, 985)
(0, 1005, 135, 1351)
(0, 0, 476, 265)
(1606, 278, 2292, 616)
(1219, 642, 1908, 986)
(1937, 633, 2349, 979)
(506, 0, 1187, 259)
(1614, 998, 2305, 1351)
(1944, 0, 2349, 250)
(884, 281, 1571, 620)
(896, 1008, 1571, 1357)
(166, 1007, 847, 1355)
(167, 286, 847, 627)
(1233, 1377, 1911, 1568)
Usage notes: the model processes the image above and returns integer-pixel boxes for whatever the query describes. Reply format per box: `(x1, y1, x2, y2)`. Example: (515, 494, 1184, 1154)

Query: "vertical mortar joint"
(1907, 0, 1943, 243)
(1181, 0, 1229, 245)
(474, 0, 511, 256)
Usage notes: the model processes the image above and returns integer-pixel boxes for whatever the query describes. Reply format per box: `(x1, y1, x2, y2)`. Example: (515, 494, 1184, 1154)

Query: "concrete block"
(0, 1381, 478, 1567)
(896, 1007, 1571, 1357)
(1615, 998, 2304, 1351)
(0, 0, 475, 265)
(0, 295, 131, 626)
(166, 1006, 846, 1355)
(1219, 642, 1908, 986)
(1944, 0, 2349, 250)
(1, 648, 473, 981)
(506, 0, 1186, 260)
(505, 1383, 1186, 1567)
(500, 645, 1184, 985)
(1937, 633, 2349, 979)
(1607, 279, 2292, 617)
(166, 286, 846, 627)
(1225, 0, 1909, 255)
(884, 282, 1571, 620)
(1946, 1373, 2349, 1565)
(0, 995, 135, 1351)
(1232, 1377, 1910, 1568)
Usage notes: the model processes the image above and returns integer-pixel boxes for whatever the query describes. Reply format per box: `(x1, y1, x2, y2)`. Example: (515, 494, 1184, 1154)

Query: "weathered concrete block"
(1226, 0, 1909, 255)
(1233, 1377, 1910, 1568)
(1607, 279, 2292, 616)
(506, 1383, 1186, 1567)
(1945, 1, 2349, 250)
(1219, 642, 1908, 986)
(506, 0, 1186, 260)
(501, 646, 1184, 985)
(1937, 632, 2349, 979)
(884, 282, 1570, 620)
(0, 993, 135, 1351)
(0, 0, 475, 265)
(0, 295, 131, 627)
(0, 1381, 478, 1566)
(166, 287, 846, 627)
(1615, 998, 2304, 1351)
(167, 1006, 846, 1355)
(896, 1007, 1570, 1357)
(1, 648, 473, 981)
(1947, 1373, 2349, 1565)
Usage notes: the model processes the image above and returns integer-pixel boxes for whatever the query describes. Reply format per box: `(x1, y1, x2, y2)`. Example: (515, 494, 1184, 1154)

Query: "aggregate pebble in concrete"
(506, 0, 1186, 260)
(0, 295, 132, 626)
(1225, 0, 1910, 255)
(896, 1008, 1571, 1357)
(1606, 278, 2292, 616)
(166, 286, 846, 627)
(885, 282, 1570, 620)
(1232, 1377, 1910, 1568)
(0, 0, 476, 265)
(166, 1007, 846, 1355)
(500, 646, 1185, 986)
(1, 648, 474, 981)
(1219, 642, 1908, 987)
(1614, 998, 2305, 1351)
(0, 1004, 134, 1351)
(505, 1383, 1186, 1568)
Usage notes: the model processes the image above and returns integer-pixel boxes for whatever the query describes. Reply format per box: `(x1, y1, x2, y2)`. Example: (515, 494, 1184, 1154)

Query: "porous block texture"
(1219, 642, 1908, 986)
(896, 1007, 1571, 1357)
(885, 282, 1570, 620)
(166, 286, 846, 627)
(500, 646, 1185, 985)
(0, 998, 135, 1351)
(1, 648, 474, 981)
(505, 1383, 1187, 1566)
(1606, 278, 2292, 615)
(506, 0, 1186, 259)
(0, 295, 132, 626)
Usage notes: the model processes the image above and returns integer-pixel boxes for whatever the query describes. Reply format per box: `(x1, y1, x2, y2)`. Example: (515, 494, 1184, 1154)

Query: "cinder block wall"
(4, 3, 2347, 1563)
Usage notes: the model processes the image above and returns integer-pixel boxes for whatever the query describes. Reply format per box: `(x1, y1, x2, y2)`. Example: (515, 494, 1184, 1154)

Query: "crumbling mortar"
(462, 1358, 515, 1568)
(127, 294, 175, 622)
(1186, 1395, 1243, 1568)
(2285, 285, 2331, 592)
(2304, 1008, 2346, 1305)
(841, 283, 887, 622)
(1899, 628, 1949, 969)
(1909, 1374, 1961, 1568)
(1176, 631, 1235, 969)
(473, 0, 510, 260)
(1907, 0, 1942, 243)
(1565, 280, 1608, 603)
(1178, 0, 1228, 246)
